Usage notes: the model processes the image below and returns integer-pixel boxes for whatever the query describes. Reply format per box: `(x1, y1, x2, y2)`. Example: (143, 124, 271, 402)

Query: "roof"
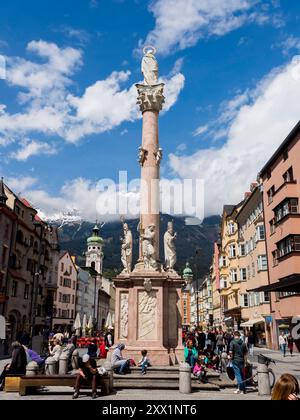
(259, 120, 300, 177)
(20, 198, 35, 210)
(223, 205, 235, 216)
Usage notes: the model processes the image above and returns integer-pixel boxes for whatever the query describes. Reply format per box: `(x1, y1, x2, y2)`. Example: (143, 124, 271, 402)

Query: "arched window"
(91, 262, 96, 270)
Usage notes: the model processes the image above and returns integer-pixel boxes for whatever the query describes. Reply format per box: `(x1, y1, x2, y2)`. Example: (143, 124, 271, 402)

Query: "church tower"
(85, 224, 104, 274)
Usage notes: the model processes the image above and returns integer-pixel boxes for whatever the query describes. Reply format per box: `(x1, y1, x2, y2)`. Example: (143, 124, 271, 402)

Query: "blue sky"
(1, 0, 300, 220)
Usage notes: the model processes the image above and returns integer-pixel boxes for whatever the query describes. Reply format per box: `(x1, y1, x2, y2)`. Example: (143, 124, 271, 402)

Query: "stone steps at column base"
(113, 379, 221, 391)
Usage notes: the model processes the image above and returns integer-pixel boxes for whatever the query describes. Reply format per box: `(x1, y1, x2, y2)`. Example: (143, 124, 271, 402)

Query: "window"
(283, 150, 289, 161)
(277, 235, 300, 258)
(72, 295, 74, 304)
(61, 263, 64, 272)
(229, 244, 236, 258)
(231, 269, 238, 283)
(239, 244, 246, 257)
(240, 268, 247, 281)
(73, 281, 76, 290)
(261, 291, 270, 303)
(241, 294, 249, 308)
(63, 278, 71, 288)
(62, 310, 69, 319)
(37, 305, 42, 317)
(268, 186, 275, 204)
(275, 198, 299, 223)
(24, 284, 29, 300)
(258, 255, 268, 271)
(256, 225, 265, 241)
(11, 281, 18, 297)
(228, 223, 235, 235)
(220, 278, 228, 289)
(283, 167, 293, 182)
(60, 276, 63, 286)
(59, 292, 62, 302)
(70, 266, 72, 275)
(62, 294, 70, 303)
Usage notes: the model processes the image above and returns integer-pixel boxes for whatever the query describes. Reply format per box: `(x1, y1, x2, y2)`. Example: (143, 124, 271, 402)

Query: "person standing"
(246, 331, 255, 357)
(279, 332, 287, 357)
(287, 334, 294, 357)
(216, 330, 225, 355)
(229, 331, 248, 394)
(198, 328, 206, 351)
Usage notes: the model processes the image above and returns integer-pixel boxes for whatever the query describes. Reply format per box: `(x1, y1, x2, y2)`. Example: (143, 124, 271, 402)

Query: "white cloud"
(141, 0, 279, 56)
(0, 40, 184, 149)
(6, 176, 38, 191)
(169, 56, 300, 216)
(10, 139, 58, 161)
(193, 125, 209, 137)
(276, 36, 300, 56)
(53, 26, 91, 45)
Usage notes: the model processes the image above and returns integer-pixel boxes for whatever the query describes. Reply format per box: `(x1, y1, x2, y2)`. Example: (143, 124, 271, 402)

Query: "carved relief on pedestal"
(120, 293, 129, 339)
(138, 289, 157, 340)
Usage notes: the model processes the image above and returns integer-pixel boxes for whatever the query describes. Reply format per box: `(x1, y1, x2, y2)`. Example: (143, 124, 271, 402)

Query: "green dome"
(87, 224, 103, 245)
(183, 263, 193, 277)
(87, 236, 103, 245)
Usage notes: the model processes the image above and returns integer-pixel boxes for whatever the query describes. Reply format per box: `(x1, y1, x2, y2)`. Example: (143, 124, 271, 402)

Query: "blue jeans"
(118, 360, 129, 374)
(232, 361, 246, 392)
(186, 354, 197, 368)
(280, 344, 287, 356)
(141, 361, 149, 373)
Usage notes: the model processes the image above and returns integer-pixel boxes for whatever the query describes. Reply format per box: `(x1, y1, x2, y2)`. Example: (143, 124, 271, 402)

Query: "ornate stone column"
(136, 83, 165, 263)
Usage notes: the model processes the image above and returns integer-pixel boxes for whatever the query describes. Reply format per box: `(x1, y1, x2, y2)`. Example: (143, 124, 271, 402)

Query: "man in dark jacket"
(229, 331, 248, 394)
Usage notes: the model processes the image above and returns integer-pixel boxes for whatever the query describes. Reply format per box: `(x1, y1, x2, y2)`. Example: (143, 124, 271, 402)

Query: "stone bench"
(19, 375, 111, 397)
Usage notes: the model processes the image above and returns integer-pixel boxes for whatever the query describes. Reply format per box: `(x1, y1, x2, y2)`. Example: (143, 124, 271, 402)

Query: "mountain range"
(57, 214, 221, 282)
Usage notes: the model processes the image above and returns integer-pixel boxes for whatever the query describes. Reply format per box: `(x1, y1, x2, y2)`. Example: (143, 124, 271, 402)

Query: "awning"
(248, 275, 300, 293)
(240, 318, 265, 327)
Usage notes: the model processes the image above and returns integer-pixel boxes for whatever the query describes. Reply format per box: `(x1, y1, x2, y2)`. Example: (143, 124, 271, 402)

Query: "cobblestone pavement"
(0, 348, 299, 401)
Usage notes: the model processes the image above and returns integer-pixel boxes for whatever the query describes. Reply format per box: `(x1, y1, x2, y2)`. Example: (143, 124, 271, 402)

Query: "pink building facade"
(53, 252, 77, 331)
(260, 121, 300, 352)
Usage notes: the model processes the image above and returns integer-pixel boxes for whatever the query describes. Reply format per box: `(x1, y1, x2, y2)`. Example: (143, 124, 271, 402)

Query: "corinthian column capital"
(136, 83, 165, 113)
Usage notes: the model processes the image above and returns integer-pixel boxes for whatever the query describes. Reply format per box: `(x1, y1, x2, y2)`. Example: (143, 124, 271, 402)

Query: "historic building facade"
(0, 180, 59, 353)
(52, 252, 77, 331)
(236, 184, 273, 348)
(259, 121, 300, 351)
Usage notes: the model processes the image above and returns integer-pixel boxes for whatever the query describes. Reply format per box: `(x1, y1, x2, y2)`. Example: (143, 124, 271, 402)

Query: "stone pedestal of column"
(113, 271, 184, 366)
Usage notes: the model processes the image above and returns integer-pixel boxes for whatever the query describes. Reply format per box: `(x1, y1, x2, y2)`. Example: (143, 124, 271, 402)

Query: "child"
(138, 350, 151, 375)
(193, 356, 208, 384)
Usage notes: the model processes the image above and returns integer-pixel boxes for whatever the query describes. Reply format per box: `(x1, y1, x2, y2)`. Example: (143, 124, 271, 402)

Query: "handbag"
(226, 361, 235, 381)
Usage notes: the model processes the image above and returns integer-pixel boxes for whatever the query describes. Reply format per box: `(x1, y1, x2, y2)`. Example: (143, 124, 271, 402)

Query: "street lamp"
(194, 249, 202, 327)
